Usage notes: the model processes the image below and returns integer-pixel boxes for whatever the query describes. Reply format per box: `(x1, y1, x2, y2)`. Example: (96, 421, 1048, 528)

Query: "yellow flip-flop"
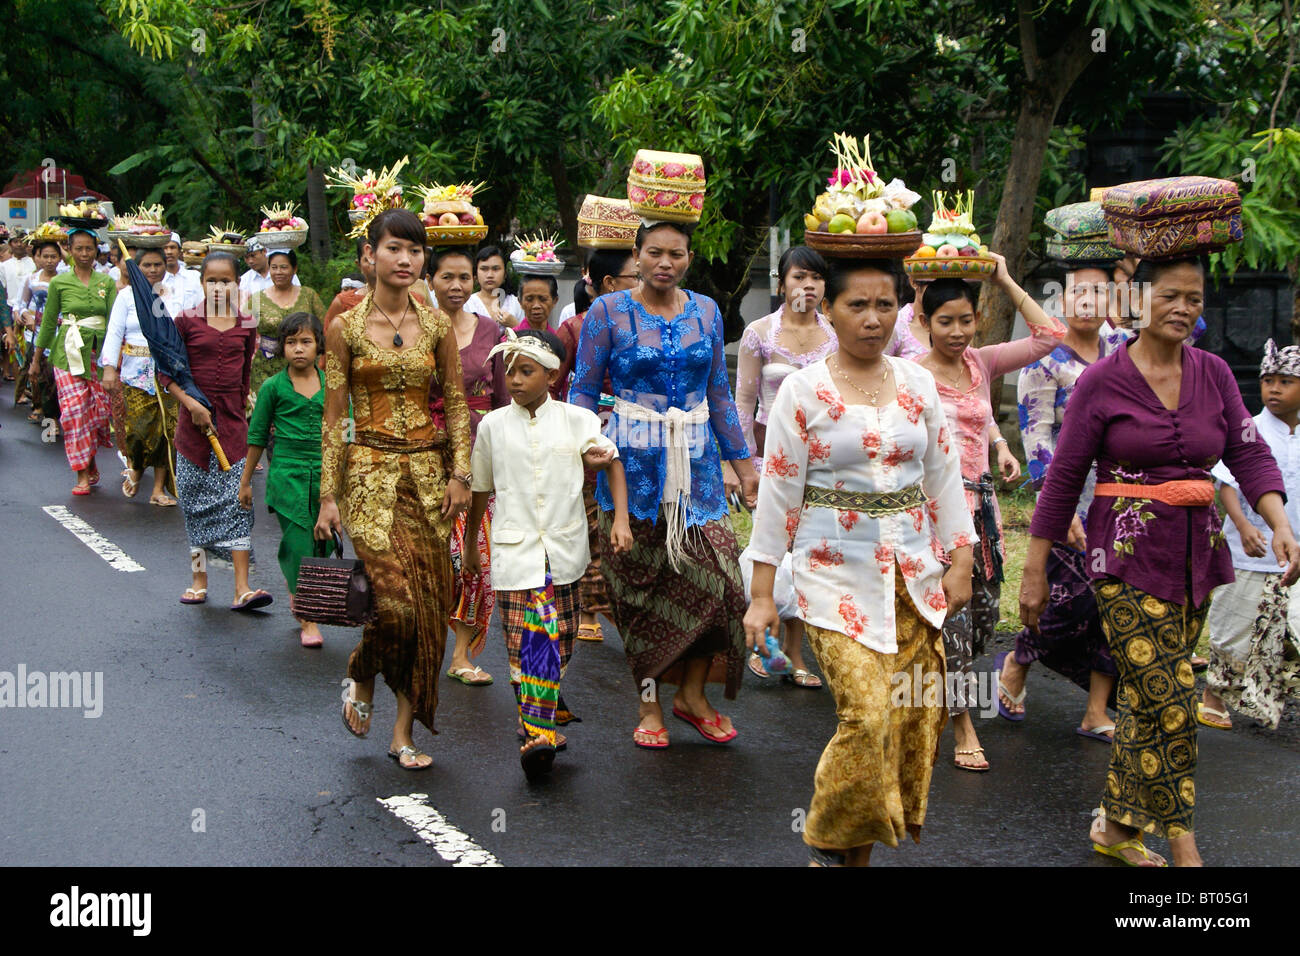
(1197, 702, 1232, 730)
(1093, 838, 1166, 867)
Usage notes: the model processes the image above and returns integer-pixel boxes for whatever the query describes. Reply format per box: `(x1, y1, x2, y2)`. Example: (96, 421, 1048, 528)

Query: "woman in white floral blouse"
(745, 258, 975, 867)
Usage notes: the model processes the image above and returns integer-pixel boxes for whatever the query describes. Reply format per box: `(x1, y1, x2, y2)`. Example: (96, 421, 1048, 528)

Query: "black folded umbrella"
(118, 240, 230, 469)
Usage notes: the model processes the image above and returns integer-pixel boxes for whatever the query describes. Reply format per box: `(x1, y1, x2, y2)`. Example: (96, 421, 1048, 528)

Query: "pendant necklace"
(375, 298, 409, 347)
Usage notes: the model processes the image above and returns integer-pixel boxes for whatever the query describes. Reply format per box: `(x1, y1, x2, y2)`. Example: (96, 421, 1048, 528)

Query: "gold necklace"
(832, 355, 891, 406)
(781, 313, 821, 354)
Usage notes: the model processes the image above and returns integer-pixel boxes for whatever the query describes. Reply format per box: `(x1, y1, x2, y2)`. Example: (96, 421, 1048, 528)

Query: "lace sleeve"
(703, 298, 749, 460)
(570, 295, 612, 413)
(734, 321, 764, 457)
(320, 315, 351, 501)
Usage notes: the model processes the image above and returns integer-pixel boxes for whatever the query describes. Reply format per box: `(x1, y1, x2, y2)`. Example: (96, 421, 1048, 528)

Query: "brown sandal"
(576, 622, 603, 642)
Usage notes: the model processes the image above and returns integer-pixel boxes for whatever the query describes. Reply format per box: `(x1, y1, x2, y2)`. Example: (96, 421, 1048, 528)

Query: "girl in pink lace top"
(732, 246, 835, 689)
(916, 252, 1066, 772)
(734, 247, 837, 466)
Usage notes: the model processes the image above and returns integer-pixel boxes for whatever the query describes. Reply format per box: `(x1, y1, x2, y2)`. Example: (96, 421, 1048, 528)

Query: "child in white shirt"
(466, 328, 631, 779)
(1201, 339, 1300, 730)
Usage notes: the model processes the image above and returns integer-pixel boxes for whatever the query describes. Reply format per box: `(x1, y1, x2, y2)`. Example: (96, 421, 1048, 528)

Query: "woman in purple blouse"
(1021, 256, 1299, 867)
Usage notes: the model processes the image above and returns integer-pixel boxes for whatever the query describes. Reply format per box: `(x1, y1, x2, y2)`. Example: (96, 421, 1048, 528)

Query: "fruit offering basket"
(802, 132, 922, 258)
(30, 221, 68, 244)
(904, 191, 996, 280)
(57, 197, 108, 230)
(115, 204, 170, 248)
(577, 195, 639, 249)
(253, 202, 308, 248)
(328, 157, 410, 230)
(627, 150, 706, 223)
(511, 233, 565, 275)
(203, 223, 247, 256)
(417, 182, 487, 245)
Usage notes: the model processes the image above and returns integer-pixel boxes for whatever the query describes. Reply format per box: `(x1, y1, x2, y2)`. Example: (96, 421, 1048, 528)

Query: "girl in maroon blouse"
(427, 246, 509, 686)
(1021, 256, 1299, 867)
(159, 252, 271, 611)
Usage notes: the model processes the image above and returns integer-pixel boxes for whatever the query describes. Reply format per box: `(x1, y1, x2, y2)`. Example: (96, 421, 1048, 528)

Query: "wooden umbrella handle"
(206, 430, 232, 471)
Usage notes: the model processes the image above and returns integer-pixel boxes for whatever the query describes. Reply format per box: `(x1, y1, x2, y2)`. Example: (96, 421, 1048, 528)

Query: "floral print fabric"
(748, 357, 975, 653)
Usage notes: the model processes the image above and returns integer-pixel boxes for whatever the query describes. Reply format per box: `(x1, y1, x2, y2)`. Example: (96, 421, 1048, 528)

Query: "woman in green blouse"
(239, 311, 330, 646)
(248, 249, 325, 399)
(31, 228, 117, 495)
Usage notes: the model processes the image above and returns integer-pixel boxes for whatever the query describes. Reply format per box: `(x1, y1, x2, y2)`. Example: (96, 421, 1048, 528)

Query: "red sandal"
(671, 704, 737, 744)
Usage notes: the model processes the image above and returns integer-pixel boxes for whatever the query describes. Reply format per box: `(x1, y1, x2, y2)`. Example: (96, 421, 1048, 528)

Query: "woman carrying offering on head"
(426, 246, 510, 688)
(570, 219, 759, 748)
(1020, 255, 1299, 866)
(100, 246, 179, 506)
(32, 228, 117, 495)
(745, 257, 975, 866)
(315, 209, 473, 771)
(915, 255, 1065, 771)
(1005, 261, 1129, 736)
(248, 249, 325, 398)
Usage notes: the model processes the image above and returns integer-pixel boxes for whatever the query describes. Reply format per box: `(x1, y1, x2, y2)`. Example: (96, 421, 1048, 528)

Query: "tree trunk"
(306, 162, 330, 263)
(547, 148, 579, 251)
(977, 91, 1058, 349)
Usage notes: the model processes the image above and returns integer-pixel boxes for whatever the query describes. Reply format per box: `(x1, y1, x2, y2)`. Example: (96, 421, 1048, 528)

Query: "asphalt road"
(1, 396, 1297, 867)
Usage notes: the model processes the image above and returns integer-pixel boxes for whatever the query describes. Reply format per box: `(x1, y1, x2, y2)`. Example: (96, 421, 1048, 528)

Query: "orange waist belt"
(1094, 479, 1215, 507)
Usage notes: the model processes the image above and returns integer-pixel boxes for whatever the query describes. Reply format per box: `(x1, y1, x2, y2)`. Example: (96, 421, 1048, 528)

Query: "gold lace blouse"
(321, 291, 473, 550)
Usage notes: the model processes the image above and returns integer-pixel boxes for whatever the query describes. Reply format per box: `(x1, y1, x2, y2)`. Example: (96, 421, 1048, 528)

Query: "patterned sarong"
(449, 496, 495, 657)
(176, 451, 254, 569)
(498, 570, 580, 746)
(1093, 577, 1207, 839)
(53, 367, 112, 470)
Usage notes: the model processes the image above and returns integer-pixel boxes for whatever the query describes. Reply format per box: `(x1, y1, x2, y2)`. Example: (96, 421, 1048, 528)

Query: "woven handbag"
(290, 531, 376, 628)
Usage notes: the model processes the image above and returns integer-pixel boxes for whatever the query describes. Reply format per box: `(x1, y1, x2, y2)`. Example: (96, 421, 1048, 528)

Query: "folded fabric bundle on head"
(1260, 339, 1300, 378)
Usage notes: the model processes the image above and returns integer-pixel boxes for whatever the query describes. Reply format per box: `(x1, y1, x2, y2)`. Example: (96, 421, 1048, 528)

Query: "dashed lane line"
(43, 505, 146, 572)
(376, 794, 502, 866)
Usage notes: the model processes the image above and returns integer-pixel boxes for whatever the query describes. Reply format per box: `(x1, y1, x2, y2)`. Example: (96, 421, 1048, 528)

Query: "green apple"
(828, 213, 857, 234)
(885, 209, 917, 233)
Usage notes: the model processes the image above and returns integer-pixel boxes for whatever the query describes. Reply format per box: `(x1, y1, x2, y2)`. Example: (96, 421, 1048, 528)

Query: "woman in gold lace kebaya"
(315, 209, 473, 771)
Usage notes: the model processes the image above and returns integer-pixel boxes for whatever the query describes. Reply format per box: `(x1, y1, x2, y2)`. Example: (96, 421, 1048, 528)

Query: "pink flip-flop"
(299, 629, 323, 648)
(633, 725, 669, 750)
(671, 705, 738, 744)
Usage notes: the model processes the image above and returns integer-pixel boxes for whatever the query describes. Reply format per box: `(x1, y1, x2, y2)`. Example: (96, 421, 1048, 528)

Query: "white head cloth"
(487, 326, 561, 371)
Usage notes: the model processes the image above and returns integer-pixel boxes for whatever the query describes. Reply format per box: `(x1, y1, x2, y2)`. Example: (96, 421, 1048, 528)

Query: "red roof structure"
(1, 168, 111, 201)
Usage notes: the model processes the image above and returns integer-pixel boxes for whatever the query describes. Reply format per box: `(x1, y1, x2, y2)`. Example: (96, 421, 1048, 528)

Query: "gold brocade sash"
(122, 343, 151, 357)
(802, 482, 926, 516)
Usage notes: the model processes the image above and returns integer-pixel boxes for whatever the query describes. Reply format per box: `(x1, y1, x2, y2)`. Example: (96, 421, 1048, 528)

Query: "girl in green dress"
(247, 249, 325, 399)
(239, 312, 330, 647)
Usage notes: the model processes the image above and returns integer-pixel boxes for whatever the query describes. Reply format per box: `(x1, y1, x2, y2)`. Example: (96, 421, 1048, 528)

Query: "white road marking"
(43, 506, 146, 573)
(377, 794, 502, 867)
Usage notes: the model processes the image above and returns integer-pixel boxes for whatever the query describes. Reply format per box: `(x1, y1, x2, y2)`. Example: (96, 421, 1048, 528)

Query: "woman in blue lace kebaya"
(571, 221, 759, 749)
